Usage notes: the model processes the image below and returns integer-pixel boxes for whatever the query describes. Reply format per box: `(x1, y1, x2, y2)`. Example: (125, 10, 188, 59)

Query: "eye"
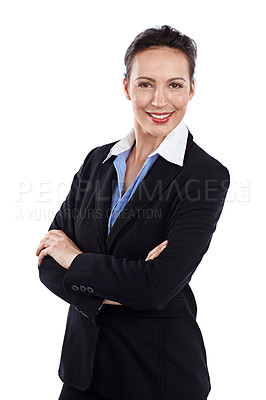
(170, 82, 182, 89)
(138, 82, 152, 88)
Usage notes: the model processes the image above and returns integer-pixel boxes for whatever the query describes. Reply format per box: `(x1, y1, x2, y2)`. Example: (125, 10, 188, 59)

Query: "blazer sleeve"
(62, 163, 230, 311)
(38, 147, 104, 324)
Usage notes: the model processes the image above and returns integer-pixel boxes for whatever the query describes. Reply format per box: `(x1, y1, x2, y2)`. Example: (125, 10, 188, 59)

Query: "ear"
(123, 74, 131, 100)
(189, 79, 195, 101)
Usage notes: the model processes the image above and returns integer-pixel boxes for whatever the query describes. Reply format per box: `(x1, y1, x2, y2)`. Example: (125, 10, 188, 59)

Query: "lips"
(146, 111, 174, 124)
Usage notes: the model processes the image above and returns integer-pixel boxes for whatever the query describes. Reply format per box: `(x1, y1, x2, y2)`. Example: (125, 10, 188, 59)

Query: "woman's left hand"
(36, 230, 82, 269)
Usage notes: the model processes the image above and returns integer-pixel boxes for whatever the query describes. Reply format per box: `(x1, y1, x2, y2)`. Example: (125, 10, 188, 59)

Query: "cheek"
(170, 92, 190, 109)
(131, 91, 152, 110)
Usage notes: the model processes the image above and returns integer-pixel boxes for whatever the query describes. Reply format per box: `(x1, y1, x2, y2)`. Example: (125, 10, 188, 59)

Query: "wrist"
(65, 251, 82, 269)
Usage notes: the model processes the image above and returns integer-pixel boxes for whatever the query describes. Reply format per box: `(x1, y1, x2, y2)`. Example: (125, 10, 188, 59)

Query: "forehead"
(131, 47, 190, 78)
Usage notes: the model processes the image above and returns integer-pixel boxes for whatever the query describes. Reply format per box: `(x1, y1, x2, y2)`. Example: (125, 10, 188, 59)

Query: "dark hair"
(124, 25, 197, 85)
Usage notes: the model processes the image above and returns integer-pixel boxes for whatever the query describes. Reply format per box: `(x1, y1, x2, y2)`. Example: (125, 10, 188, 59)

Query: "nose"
(151, 86, 168, 108)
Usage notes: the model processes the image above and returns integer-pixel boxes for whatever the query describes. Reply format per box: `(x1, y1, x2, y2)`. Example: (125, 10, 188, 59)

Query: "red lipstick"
(146, 111, 174, 124)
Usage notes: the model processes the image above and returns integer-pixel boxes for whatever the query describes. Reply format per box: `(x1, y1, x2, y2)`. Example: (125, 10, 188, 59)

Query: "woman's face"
(123, 47, 195, 138)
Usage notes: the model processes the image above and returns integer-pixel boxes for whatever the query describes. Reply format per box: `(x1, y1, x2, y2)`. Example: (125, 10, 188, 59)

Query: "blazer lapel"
(94, 153, 117, 254)
(95, 131, 194, 254)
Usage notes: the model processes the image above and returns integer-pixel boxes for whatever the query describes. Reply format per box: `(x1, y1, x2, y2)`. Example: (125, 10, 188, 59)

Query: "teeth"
(149, 113, 172, 119)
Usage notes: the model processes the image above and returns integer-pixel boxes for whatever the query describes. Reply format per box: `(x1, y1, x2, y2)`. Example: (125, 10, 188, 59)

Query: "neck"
(130, 123, 166, 164)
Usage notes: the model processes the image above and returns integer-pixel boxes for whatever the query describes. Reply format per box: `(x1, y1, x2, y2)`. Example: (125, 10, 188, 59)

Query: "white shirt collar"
(102, 120, 188, 166)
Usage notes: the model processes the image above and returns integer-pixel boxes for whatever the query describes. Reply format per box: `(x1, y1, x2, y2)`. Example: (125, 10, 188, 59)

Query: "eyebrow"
(135, 76, 187, 83)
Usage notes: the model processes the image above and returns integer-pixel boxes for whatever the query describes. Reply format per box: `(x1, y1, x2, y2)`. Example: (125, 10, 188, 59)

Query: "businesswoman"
(36, 25, 230, 400)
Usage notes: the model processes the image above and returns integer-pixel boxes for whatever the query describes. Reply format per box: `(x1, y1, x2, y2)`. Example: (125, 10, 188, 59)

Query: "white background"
(1, 0, 265, 398)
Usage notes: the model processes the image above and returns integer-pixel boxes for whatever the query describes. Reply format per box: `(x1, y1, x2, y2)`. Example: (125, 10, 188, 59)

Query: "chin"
(135, 115, 179, 137)
(147, 123, 176, 136)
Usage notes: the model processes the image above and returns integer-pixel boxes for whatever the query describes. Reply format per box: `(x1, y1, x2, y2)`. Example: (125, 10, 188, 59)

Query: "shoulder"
(76, 140, 119, 178)
(185, 131, 230, 183)
(84, 140, 119, 163)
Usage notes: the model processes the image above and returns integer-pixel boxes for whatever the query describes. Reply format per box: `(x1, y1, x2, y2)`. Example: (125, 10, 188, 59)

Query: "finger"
(152, 240, 168, 253)
(49, 229, 65, 237)
(36, 235, 52, 256)
(145, 248, 161, 261)
(145, 240, 168, 261)
(36, 235, 56, 258)
(36, 239, 46, 256)
(38, 247, 49, 265)
(36, 231, 53, 256)
(146, 250, 161, 261)
(146, 240, 168, 258)
(146, 251, 161, 261)
(103, 299, 123, 305)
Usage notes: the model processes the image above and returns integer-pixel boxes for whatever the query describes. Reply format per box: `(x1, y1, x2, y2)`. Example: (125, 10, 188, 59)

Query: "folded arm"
(37, 147, 170, 321)
(50, 164, 230, 311)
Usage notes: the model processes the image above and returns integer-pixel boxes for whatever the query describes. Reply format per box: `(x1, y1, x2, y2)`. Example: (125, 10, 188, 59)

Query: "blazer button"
(87, 286, 94, 293)
(71, 285, 79, 292)
(80, 285, 87, 292)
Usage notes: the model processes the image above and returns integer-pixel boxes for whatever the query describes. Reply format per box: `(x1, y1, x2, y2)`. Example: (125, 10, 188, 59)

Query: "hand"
(101, 239, 169, 307)
(102, 299, 123, 305)
(145, 239, 168, 261)
(36, 229, 82, 269)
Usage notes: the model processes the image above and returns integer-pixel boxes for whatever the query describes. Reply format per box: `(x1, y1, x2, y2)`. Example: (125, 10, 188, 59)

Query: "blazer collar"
(95, 131, 194, 254)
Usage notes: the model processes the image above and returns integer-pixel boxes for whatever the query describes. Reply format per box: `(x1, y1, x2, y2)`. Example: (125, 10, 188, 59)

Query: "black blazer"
(38, 130, 230, 400)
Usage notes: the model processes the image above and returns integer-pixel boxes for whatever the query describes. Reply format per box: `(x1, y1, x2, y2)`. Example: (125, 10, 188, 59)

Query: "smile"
(146, 112, 174, 124)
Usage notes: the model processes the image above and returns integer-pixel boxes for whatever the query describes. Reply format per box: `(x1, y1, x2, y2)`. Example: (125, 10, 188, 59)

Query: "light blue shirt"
(102, 120, 189, 236)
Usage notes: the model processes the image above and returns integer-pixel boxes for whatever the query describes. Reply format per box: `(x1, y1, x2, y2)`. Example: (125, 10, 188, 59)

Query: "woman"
(36, 25, 230, 400)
